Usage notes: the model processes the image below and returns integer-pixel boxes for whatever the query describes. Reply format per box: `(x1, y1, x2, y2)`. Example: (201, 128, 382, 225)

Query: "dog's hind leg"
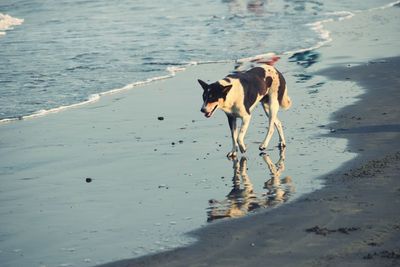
(259, 95, 279, 151)
(238, 114, 251, 154)
(227, 114, 239, 158)
(274, 118, 286, 148)
(261, 101, 286, 148)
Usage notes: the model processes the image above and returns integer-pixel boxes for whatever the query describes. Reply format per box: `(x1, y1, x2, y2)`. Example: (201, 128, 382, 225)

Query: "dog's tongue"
(204, 105, 217, 118)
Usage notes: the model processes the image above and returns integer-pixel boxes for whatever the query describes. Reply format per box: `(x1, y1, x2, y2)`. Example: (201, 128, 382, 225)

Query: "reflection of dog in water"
(207, 148, 294, 222)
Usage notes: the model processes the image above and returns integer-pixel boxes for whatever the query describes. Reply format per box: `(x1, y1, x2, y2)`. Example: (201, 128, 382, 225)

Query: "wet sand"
(0, 59, 356, 266)
(99, 56, 400, 267)
(0, 50, 361, 266)
(98, 6, 400, 267)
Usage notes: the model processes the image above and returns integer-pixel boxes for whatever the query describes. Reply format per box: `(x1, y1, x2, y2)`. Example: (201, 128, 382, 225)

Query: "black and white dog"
(198, 64, 291, 158)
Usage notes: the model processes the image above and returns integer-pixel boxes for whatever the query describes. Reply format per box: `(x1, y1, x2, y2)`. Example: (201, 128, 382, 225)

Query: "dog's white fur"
(199, 64, 291, 158)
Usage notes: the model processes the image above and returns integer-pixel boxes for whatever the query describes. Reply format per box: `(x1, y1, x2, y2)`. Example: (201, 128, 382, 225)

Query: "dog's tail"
(277, 70, 292, 110)
(279, 86, 292, 110)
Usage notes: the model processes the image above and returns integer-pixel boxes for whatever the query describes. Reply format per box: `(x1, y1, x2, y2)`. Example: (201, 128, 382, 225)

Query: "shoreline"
(96, 5, 400, 267)
(0, 58, 356, 267)
(2, 0, 396, 124)
(3, 0, 390, 124)
(97, 56, 400, 267)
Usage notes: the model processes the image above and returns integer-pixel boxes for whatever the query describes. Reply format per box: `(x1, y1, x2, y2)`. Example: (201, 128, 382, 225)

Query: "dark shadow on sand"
(333, 124, 400, 134)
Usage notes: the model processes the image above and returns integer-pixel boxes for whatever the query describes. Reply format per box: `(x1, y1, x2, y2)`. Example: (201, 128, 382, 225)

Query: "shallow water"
(0, 0, 395, 121)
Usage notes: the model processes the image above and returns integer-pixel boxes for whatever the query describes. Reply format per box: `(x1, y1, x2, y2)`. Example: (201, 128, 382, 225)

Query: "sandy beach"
(0, 2, 399, 267)
(97, 4, 400, 267)
(0, 58, 356, 266)
(99, 57, 400, 267)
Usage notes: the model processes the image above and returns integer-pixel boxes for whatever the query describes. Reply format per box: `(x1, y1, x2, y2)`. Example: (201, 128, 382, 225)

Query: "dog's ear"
(198, 79, 208, 90)
(222, 84, 232, 94)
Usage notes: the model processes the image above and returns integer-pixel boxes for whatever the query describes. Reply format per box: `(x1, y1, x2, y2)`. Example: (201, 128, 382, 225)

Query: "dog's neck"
(219, 80, 246, 116)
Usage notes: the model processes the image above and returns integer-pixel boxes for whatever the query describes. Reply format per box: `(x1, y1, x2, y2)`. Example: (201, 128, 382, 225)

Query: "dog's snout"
(200, 107, 207, 113)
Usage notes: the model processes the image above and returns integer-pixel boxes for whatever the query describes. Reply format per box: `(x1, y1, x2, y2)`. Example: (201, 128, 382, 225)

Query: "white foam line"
(0, 94, 102, 123)
(196, 54, 278, 67)
(197, 59, 232, 64)
(368, 0, 400, 11)
(283, 9, 358, 56)
(236, 53, 277, 64)
(325, 11, 355, 21)
(0, 55, 271, 125)
(284, 0, 400, 57)
(0, 62, 202, 124)
(0, 13, 24, 36)
(0, 53, 309, 124)
(2, 1, 398, 125)
(97, 61, 200, 98)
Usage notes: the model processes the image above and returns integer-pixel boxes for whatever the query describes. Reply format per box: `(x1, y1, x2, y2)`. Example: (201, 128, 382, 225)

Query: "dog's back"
(226, 65, 291, 112)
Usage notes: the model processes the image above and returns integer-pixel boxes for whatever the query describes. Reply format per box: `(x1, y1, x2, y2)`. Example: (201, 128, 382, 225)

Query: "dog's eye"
(209, 94, 213, 98)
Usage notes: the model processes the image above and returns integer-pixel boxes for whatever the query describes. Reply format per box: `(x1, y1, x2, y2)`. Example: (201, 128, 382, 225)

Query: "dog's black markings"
(277, 70, 286, 105)
(228, 67, 272, 114)
(261, 94, 269, 104)
(201, 82, 231, 103)
(265, 76, 273, 88)
(227, 113, 236, 135)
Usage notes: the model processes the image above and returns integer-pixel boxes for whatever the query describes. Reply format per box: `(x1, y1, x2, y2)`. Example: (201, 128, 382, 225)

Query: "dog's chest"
(222, 104, 244, 116)
(221, 88, 251, 117)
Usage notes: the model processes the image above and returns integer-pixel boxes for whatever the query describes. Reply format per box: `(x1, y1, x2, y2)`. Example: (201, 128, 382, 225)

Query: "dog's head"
(198, 79, 232, 118)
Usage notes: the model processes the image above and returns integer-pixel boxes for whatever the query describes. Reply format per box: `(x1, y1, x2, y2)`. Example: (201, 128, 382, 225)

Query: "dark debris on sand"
(342, 152, 400, 179)
(305, 225, 360, 236)
(363, 250, 400, 260)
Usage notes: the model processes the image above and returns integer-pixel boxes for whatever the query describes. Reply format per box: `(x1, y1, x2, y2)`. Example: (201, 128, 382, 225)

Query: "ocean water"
(0, 0, 397, 122)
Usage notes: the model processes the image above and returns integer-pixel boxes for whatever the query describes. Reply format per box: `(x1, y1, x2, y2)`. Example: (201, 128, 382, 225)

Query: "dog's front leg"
(238, 114, 251, 153)
(227, 114, 238, 158)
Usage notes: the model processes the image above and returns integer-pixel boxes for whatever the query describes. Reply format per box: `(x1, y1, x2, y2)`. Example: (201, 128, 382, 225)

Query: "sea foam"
(0, 13, 24, 36)
(284, 10, 356, 56)
(0, 61, 200, 124)
(297, 0, 400, 55)
(2, 0, 398, 124)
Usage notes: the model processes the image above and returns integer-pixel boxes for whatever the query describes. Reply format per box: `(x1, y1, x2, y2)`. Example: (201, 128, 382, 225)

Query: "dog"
(198, 64, 291, 158)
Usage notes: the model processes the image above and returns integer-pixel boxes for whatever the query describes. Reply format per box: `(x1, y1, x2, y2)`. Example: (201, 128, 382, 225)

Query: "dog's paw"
(227, 151, 237, 159)
(259, 145, 266, 151)
(259, 151, 268, 156)
(239, 144, 247, 154)
(278, 142, 286, 149)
